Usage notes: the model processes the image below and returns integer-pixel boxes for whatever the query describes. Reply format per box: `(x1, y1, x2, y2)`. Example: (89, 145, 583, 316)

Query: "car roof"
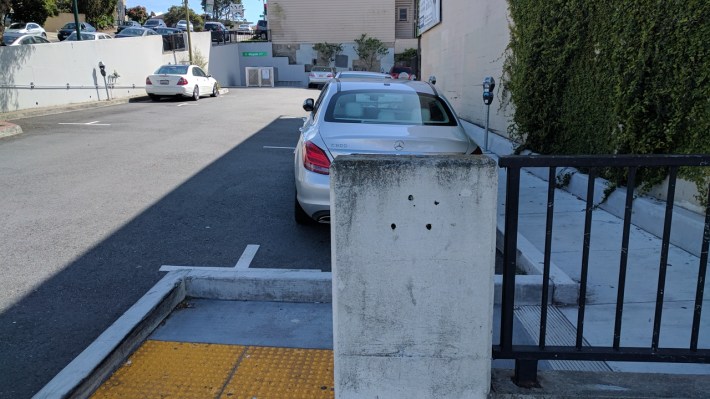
(332, 79, 437, 96)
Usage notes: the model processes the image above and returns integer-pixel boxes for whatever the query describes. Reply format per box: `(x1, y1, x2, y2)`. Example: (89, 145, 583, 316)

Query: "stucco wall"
(420, 0, 511, 137)
(0, 33, 211, 113)
(44, 13, 86, 32)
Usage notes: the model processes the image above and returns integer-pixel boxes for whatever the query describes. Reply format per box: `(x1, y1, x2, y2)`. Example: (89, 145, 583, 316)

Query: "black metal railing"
(495, 154, 710, 387)
(162, 33, 186, 52)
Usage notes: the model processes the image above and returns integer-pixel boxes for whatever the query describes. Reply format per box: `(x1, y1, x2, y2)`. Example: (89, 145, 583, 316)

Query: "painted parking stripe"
(234, 244, 260, 269)
(158, 244, 260, 272)
(58, 121, 111, 126)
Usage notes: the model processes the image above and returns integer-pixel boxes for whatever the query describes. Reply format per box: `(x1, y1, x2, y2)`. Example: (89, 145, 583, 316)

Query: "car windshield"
(9, 23, 26, 29)
(325, 90, 456, 126)
(121, 28, 143, 35)
(155, 65, 189, 75)
(312, 67, 333, 72)
(145, 20, 159, 25)
(62, 23, 76, 29)
(204, 24, 217, 30)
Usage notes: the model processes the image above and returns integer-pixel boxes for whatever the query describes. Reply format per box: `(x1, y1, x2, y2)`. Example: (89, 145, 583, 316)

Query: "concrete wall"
(44, 13, 86, 32)
(420, 0, 511, 138)
(0, 33, 211, 113)
(331, 155, 497, 399)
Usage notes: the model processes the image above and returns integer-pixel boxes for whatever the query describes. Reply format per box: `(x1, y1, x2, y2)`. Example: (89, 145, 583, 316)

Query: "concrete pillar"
(331, 155, 498, 399)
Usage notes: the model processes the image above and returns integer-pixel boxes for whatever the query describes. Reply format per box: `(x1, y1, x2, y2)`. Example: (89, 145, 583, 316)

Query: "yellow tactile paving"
(221, 346, 334, 399)
(91, 341, 335, 399)
(91, 340, 246, 399)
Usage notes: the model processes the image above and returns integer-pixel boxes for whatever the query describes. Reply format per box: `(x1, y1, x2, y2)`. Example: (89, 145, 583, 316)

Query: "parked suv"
(143, 19, 166, 29)
(254, 20, 267, 39)
(204, 22, 230, 42)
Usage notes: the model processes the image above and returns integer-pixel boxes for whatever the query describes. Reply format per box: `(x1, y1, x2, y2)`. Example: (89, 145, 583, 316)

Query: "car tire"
(41, 32, 47, 38)
(294, 194, 313, 225)
(211, 84, 218, 97)
(192, 86, 199, 101)
(148, 94, 160, 101)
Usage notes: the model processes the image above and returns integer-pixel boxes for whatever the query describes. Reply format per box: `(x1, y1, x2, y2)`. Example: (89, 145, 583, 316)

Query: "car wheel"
(192, 86, 199, 101)
(148, 94, 160, 101)
(294, 194, 313, 225)
(211, 84, 218, 97)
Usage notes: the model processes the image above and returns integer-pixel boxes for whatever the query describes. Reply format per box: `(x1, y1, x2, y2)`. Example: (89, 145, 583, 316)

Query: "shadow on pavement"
(0, 117, 329, 398)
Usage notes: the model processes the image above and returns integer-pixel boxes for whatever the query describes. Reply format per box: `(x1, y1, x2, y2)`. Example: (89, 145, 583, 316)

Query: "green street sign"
(242, 52, 268, 57)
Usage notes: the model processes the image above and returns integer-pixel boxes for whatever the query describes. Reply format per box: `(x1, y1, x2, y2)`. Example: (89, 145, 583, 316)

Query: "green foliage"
(11, 0, 58, 25)
(313, 42, 343, 66)
(126, 6, 148, 24)
(201, 0, 241, 20)
(77, 0, 117, 27)
(395, 47, 417, 62)
(354, 33, 389, 71)
(163, 5, 203, 30)
(502, 0, 710, 195)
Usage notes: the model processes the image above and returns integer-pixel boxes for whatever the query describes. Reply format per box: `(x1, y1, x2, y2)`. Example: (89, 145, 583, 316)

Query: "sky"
(129, 0, 265, 23)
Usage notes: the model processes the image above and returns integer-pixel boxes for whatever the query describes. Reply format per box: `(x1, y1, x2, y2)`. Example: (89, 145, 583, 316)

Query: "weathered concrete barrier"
(331, 155, 498, 399)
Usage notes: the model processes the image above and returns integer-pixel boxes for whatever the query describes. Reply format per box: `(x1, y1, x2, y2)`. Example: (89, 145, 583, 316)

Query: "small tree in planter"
(313, 42, 343, 66)
(354, 33, 388, 71)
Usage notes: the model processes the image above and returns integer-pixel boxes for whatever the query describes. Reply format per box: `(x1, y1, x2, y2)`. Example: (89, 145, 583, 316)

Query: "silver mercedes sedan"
(294, 78, 481, 224)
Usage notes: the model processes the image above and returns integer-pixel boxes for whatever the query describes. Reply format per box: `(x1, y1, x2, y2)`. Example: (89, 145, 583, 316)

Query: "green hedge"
(502, 0, 709, 194)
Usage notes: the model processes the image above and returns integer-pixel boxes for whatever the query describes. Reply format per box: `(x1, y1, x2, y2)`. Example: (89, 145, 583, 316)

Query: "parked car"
(308, 66, 335, 89)
(154, 27, 183, 36)
(174, 20, 193, 31)
(58, 22, 96, 41)
(335, 71, 392, 80)
(115, 27, 159, 38)
(204, 22, 230, 42)
(254, 19, 267, 38)
(1, 34, 50, 46)
(116, 20, 141, 34)
(64, 31, 112, 41)
(145, 64, 219, 101)
(2, 22, 46, 44)
(237, 23, 252, 35)
(295, 80, 479, 224)
(389, 66, 416, 80)
(143, 19, 166, 29)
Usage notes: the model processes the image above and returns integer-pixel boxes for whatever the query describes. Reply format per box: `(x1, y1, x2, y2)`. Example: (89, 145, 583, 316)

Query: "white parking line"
(263, 146, 296, 150)
(58, 121, 111, 126)
(177, 103, 197, 107)
(158, 244, 260, 272)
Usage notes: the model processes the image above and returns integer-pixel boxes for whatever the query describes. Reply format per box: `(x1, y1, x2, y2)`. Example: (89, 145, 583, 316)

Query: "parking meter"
(98, 62, 106, 77)
(428, 75, 437, 85)
(482, 76, 495, 105)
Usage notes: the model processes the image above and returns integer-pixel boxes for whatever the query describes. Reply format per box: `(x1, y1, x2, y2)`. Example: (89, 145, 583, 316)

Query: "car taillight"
(309, 73, 315, 77)
(303, 141, 330, 175)
(326, 73, 333, 77)
(145, 77, 152, 85)
(177, 77, 188, 86)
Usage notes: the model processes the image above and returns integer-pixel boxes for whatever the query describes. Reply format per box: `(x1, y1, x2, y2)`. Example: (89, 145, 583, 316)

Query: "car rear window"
(325, 90, 457, 126)
(156, 65, 189, 75)
(9, 23, 26, 29)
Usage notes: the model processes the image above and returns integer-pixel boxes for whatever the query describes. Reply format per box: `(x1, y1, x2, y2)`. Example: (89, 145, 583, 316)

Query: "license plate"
(160, 80, 169, 85)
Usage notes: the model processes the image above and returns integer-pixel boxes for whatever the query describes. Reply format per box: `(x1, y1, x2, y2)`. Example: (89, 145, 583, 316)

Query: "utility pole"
(184, 0, 193, 64)
(72, 0, 81, 40)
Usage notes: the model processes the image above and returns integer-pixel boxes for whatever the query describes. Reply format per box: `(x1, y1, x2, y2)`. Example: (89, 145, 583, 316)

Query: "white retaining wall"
(0, 33, 212, 113)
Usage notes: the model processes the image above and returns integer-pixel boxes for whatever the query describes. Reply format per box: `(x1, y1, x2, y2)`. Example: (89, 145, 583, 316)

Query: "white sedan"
(145, 64, 219, 101)
(2, 22, 46, 45)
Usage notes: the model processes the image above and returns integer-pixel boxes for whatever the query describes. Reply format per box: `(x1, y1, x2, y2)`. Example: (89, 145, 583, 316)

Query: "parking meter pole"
(484, 103, 490, 152)
(184, 0, 193, 64)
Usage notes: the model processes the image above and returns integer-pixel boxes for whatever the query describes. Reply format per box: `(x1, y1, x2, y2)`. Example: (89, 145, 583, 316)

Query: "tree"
(11, 0, 58, 26)
(126, 5, 148, 24)
(354, 33, 389, 72)
(163, 5, 203, 30)
(201, 0, 240, 20)
(313, 42, 343, 67)
(77, 0, 117, 28)
(1, 0, 12, 32)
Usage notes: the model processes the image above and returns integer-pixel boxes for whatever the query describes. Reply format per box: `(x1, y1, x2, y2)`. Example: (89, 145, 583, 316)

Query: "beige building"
(267, 0, 418, 57)
(419, 0, 511, 137)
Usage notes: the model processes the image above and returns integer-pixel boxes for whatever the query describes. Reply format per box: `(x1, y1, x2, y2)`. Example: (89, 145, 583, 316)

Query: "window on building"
(398, 8, 408, 22)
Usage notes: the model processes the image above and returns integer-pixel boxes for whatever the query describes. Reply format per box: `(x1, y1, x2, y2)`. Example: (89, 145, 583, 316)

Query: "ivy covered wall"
(502, 0, 709, 191)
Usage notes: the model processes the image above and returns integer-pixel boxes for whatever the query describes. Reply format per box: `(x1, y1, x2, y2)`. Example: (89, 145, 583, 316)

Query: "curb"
(34, 266, 548, 398)
(0, 95, 148, 122)
(0, 121, 23, 139)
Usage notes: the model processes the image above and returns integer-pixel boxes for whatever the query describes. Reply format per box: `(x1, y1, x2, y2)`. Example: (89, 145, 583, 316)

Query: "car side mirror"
(303, 98, 314, 112)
